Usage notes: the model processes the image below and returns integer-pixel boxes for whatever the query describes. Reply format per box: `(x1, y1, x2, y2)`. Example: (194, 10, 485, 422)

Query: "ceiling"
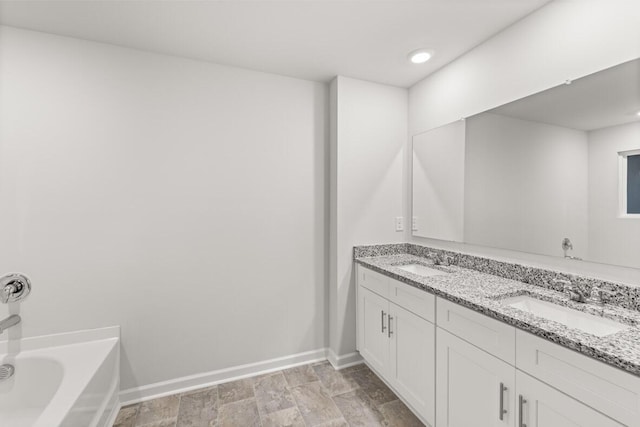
(489, 58, 640, 131)
(0, 0, 550, 87)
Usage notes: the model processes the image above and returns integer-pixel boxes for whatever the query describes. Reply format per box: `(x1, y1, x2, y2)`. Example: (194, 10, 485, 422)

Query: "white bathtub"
(0, 326, 120, 427)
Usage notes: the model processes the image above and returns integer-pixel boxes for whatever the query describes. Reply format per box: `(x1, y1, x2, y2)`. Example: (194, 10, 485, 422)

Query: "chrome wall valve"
(0, 273, 31, 303)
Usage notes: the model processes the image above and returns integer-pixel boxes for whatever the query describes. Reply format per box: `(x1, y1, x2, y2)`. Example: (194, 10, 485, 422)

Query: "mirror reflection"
(412, 58, 640, 269)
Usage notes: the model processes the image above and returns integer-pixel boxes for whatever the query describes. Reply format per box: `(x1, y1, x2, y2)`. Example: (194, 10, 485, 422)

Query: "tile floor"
(114, 361, 425, 427)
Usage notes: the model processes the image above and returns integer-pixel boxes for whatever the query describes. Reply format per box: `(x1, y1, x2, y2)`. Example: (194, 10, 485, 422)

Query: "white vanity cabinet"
(515, 370, 624, 427)
(356, 264, 640, 427)
(435, 297, 637, 427)
(356, 265, 436, 426)
(435, 299, 516, 427)
(389, 301, 435, 423)
(515, 330, 640, 427)
(358, 286, 390, 374)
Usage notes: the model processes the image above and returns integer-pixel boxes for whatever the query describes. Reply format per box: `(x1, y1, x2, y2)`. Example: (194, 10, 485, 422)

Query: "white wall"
(407, 0, 640, 284)
(412, 121, 465, 241)
(330, 76, 406, 358)
(588, 122, 640, 267)
(464, 113, 589, 258)
(0, 26, 328, 390)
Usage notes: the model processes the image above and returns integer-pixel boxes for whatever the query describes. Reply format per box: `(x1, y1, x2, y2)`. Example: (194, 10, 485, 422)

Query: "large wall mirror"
(412, 58, 640, 269)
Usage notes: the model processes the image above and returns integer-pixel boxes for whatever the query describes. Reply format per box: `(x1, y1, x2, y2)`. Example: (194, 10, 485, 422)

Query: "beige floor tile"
(334, 362, 367, 375)
(254, 371, 296, 415)
(112, 360, 422, 427)
(332, 388, 385, 427)
(312, 362, 359, 396)
(218, 378, 255, 405)
(348, 367, 397, 406)
(176, 386, 218, 427)
(217, 398, 261, 427)
(136, 420, 178, 427)
(114, 404, 140, 427)
(282, 364, 319, 387)
(135, 395, 180, 426)
(378, 399, 426, 427)
(290, 381, 343, 426)
(260, 406, 306, 427)
(314, 419, 350, 427)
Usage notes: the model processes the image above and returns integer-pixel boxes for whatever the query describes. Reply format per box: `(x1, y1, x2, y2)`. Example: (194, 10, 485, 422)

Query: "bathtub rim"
(0, 326, 120, 427)
(0, 325, 120, 353)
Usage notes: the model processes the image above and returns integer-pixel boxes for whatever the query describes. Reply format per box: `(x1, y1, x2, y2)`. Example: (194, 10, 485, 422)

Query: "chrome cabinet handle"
(518, 395, 527, 427)
(388, 316, 393, 337)
(499, 383, 507, 420)
(381, 311, 387, 333)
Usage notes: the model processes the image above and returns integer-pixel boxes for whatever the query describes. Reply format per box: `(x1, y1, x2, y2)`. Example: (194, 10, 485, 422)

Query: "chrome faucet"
(428, 252, 454, 266)
(561, 237, 582, 260)
(0, 314, 20, 334)
(427, 252, 442, 265)
(552, 278, 590, 303)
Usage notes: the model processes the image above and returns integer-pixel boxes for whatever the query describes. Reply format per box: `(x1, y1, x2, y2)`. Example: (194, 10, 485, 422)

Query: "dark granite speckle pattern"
(354, 244, 640, 377)
(353, 243, 409, 258)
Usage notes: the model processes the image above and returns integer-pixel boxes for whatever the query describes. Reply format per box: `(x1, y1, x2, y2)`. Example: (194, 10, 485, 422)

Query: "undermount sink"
(396, 263, 446, 277)
(502, 295, 628, 337)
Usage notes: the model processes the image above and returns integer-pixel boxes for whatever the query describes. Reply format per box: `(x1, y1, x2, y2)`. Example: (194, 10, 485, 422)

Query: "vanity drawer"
(389, 278, 435, 323)
(436, 297, 515, 364)
(357, 265, 389, 298)
(516, 330, 640, 427)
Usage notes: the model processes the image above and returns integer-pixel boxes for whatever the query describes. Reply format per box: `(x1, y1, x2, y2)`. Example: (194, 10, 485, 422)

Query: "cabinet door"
(436, 328, 515, 427)
(516, 371, 624, 427)
(389, 302, 435, 426)
(358, 286, 389, 375)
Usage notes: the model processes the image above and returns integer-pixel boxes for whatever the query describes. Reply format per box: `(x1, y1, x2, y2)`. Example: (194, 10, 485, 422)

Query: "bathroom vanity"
(355, 244, 640, 427)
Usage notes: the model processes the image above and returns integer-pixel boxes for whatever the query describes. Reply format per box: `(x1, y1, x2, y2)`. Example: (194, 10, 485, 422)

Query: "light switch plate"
(395, 216, 404, 232)
(412, 216, 418, 231)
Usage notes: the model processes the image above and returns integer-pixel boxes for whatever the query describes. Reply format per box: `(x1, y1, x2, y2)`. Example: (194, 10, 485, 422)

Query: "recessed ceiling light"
(636, 111, 640, 116)
(408, 49, 434, 64)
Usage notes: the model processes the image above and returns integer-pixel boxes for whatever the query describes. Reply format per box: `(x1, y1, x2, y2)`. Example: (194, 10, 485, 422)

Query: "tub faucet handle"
(0, 273, 31, 303)
(1, 283, 17, 303)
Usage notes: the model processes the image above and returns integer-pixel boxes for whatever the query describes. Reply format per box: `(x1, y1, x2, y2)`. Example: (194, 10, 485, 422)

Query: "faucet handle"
(0, 284, 17, 304)
(0, 273, 31, 304)
(597, 289, 623, 305)
(427, 252, 441, 265)
(551, 278, 572, 288)
(438, 254, 453, 266)
(589, 286, 601, 302)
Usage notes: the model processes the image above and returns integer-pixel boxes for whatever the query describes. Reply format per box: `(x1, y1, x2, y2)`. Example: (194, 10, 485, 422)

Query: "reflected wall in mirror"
(412, 58, 640, 269)
(412, 121, 465, 242)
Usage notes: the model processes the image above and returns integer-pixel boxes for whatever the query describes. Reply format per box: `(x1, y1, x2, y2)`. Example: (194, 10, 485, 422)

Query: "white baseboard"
(119, 348, 328, 406)
(327, 349, 363, 370)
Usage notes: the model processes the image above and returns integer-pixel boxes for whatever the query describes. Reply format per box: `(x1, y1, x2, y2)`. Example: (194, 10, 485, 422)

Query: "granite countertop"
(355, 253, 640, 377)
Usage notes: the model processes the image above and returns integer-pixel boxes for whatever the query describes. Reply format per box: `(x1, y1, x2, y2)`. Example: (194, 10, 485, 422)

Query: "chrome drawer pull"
(518, 395, 527, 427)
(388, 316, 393, 337)
(499, 383, 507, 420)
(381, 311, 387, 333)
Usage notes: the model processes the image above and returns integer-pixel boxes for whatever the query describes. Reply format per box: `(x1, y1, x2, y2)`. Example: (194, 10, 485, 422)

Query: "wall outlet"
(412, 216, 418, 231)
(395, 216, 404, 232)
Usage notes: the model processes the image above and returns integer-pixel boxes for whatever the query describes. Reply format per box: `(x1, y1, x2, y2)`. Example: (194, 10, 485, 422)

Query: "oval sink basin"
(396, 264, 446, 277)
(502, 295, 628, 337)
